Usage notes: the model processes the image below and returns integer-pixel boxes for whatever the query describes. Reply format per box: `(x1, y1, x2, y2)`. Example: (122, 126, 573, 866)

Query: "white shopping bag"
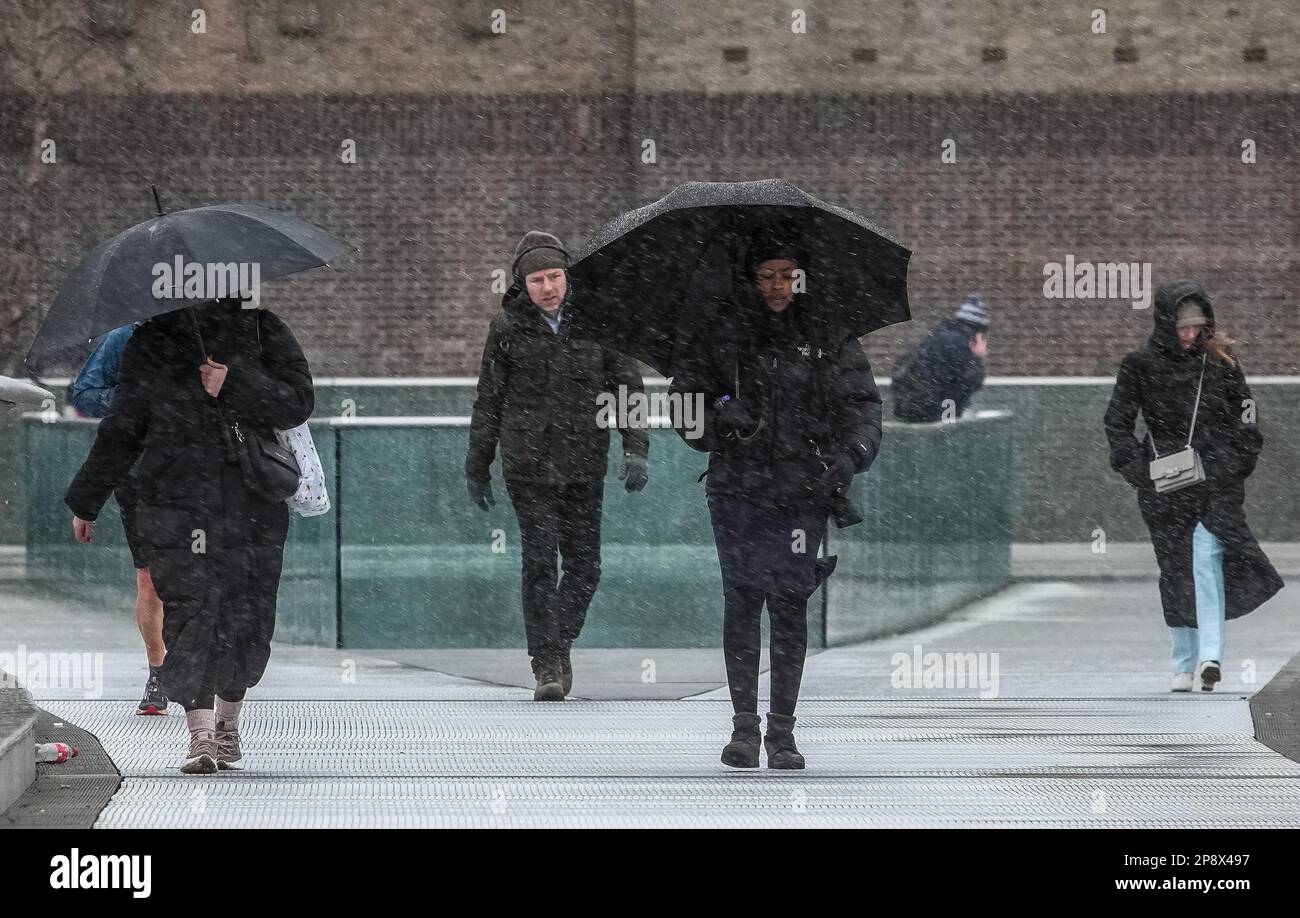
(275, 422, 331, 517)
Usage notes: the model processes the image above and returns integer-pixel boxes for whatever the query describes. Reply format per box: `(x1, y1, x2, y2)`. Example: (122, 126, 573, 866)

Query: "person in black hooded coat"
(669, 241, 882, 769)
(1104, 281, 1283, 693)
(66, 297, 314, 773)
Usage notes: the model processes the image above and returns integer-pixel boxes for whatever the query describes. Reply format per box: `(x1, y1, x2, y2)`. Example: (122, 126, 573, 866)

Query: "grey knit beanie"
(512, 231, 569, 281)
(954, 294, 991, 328)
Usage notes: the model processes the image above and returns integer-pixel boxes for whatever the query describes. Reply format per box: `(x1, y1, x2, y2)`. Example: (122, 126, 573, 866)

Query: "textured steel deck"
(14, 579, 1300, 828)
(40, 697, 1300, 828)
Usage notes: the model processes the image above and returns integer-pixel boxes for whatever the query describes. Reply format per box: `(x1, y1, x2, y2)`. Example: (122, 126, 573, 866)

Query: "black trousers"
(722, 586, 809, 717)
(505, 479, 604, 663)
(708, 492, 825, 718)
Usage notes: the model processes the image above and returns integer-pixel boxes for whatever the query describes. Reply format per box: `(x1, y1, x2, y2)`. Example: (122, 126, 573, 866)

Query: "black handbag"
(231, 311, 301, 501)
(231, 417, 301, 502)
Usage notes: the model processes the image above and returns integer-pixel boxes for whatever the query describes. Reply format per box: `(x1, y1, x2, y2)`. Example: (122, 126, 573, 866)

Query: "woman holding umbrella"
(1104, 281, 1283, 692)
(569, 180, 906, 768)
(65, 296, 313, 773)
(34, 199, 347, 775)
(669, 237, 883, 769)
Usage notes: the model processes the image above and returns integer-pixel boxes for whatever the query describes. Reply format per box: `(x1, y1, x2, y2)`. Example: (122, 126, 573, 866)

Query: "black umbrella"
(25, 195, 352, 373)
(567, 179, 911, 376)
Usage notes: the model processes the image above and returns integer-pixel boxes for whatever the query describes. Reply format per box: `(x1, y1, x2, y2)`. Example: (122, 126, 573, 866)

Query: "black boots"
(722, 713, 807, 769)
(720, 713, 762, 768)
(763, 713, 805, 770)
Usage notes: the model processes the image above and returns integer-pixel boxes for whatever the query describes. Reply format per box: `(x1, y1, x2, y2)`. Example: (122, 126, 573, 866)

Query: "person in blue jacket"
(69, 323, 169, 715)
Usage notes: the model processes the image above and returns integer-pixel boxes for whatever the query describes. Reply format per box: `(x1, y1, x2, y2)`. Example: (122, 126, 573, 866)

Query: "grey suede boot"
(720, 713, 762, 768)
(764, 712, 806, 770)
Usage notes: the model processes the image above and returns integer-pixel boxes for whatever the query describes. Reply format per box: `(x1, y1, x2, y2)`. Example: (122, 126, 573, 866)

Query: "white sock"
(215, 698, 242, 731)
(185, 708, 216, 736)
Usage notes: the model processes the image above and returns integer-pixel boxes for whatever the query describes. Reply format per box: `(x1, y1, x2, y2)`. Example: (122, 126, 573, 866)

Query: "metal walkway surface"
(9, 579, 1300, 828)
(36, 696, 1300, 828)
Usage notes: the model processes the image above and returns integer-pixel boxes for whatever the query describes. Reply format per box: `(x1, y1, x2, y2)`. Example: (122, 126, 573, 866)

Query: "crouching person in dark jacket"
(466, 232, 650, 701)
(891, 295, 990, 423)
(669, 240, 882, 769)
(66, 298, 314, 774)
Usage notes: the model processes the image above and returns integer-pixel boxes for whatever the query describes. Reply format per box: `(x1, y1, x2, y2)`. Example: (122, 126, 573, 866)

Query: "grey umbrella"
(25, 198, 352, 373)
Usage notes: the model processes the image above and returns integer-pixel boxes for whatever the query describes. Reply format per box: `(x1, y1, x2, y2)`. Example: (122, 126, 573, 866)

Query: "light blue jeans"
(1170, 521, 1226, 673)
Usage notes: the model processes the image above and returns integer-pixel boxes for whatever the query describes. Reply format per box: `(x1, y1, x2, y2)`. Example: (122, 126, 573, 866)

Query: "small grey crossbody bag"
(1148, 353, 1206, 494)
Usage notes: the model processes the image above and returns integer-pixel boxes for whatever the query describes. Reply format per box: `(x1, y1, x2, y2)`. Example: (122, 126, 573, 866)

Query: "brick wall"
(13, 2, 1300, 95)
(634, 0, 1300, 93)
(3, 90, 1298, 378)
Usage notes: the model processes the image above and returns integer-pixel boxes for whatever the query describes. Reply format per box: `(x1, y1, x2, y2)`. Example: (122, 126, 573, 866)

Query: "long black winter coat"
(1104, 280, 1282, 628)
(891, 318, 986, 422)
(669, 292, 882, 596)
(466, 285, 649, 485)
(65, 300, 314, 706)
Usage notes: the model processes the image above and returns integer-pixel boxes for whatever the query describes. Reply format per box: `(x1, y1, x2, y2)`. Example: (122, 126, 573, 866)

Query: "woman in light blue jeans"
(1168, 523, 1226, 691)
(1105, 281, 1284, 693)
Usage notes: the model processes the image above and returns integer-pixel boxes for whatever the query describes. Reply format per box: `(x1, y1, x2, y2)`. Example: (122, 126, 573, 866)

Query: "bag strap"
(1147, 352, 1206, 458)
(1185, 352, 1207, 448)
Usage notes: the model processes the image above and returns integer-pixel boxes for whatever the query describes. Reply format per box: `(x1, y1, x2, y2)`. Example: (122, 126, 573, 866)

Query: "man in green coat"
(466, 231, 650, 700)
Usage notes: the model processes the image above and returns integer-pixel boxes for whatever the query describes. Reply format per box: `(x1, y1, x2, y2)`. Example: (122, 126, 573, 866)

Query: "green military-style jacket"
(466, 288, 649, 484)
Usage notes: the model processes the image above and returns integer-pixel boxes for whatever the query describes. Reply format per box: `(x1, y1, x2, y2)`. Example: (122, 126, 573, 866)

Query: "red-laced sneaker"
(137, 673, 169, 715)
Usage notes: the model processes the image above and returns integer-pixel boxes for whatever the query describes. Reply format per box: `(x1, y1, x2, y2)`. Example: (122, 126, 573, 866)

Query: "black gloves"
(846, 439, 876, 474)
(619, 453, 649, 493)
(467, 476, 495, 511)
(714, 398, 758, 439)
(819, 450, 856, 498)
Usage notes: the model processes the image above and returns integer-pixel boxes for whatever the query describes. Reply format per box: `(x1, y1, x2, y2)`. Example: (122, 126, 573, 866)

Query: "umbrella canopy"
(567, 179, 911, 376)
(0, 375, 54, 408)
(25, 202, 352, 373)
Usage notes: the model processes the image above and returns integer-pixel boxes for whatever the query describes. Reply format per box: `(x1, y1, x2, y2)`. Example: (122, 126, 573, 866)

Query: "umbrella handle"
(733, 416, 765, 443)
(729, 352, 766, 441)
(187, 306, 208, 364)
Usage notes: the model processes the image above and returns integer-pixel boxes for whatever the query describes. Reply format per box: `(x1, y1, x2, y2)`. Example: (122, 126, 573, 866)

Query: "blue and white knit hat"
(954, 294, 991, 328)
